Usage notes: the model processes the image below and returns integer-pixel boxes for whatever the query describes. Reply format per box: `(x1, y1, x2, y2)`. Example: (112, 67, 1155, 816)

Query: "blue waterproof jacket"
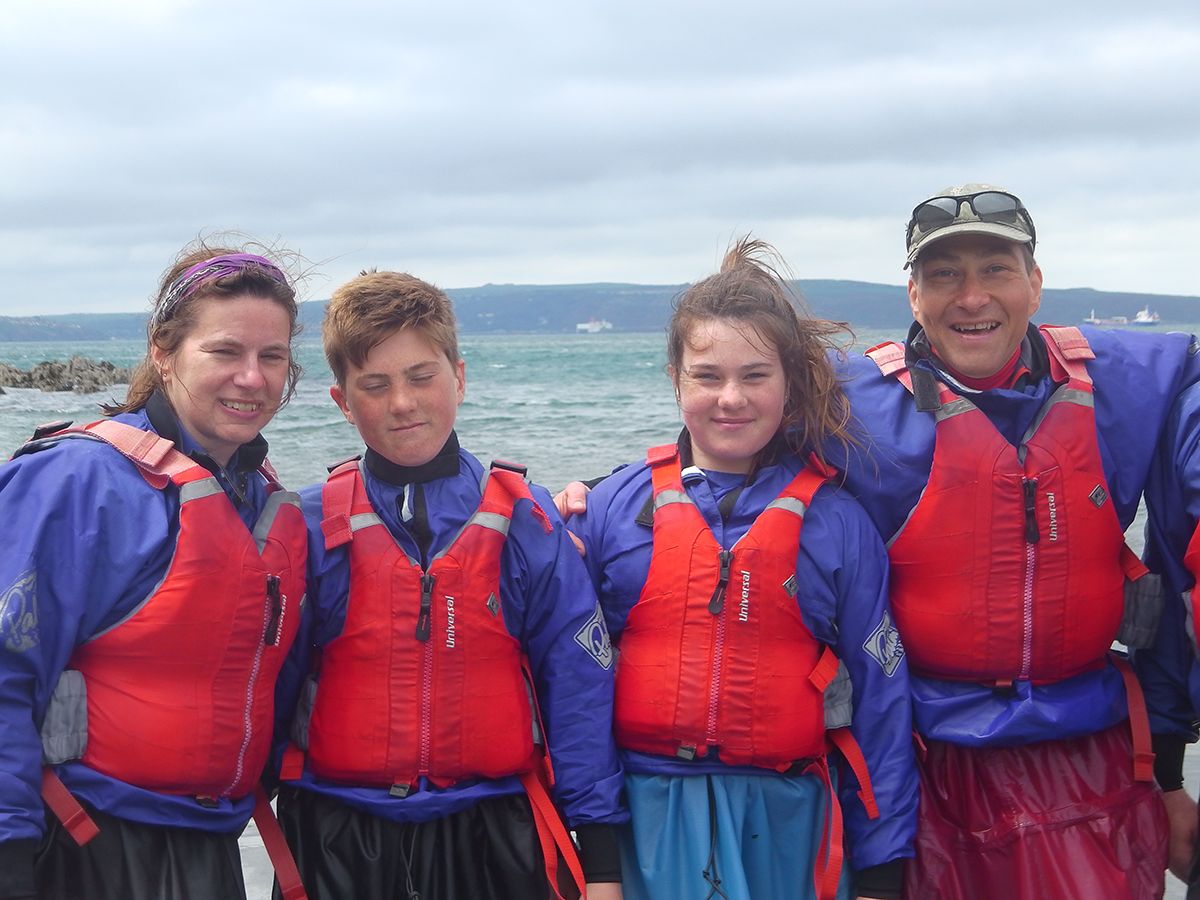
(0, 400, 285, 851)
(833, 323, 1200, 748)
(275, 436, 627, 828)
(1133, 378, 1200, 784)
(568, 441, 917, 873)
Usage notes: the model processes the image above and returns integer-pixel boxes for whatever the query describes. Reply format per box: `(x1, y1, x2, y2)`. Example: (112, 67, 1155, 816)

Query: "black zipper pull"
(265, 574, 283, 645)
(1023, 478, 1040, 544)
(709, 550, 733, 614)
(415, 573, 435, 641)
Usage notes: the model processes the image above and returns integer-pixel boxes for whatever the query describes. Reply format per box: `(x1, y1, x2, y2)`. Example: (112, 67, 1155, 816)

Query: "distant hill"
(3, 281, 1197, 341)
(0, 312, 149, 341)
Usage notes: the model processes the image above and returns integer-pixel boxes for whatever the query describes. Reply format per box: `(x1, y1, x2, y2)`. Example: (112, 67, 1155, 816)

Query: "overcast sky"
(2, 0, 1198, 316)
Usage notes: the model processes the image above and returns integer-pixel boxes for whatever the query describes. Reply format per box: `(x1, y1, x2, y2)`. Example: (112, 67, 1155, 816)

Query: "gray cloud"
(1, 0, 1198, 314)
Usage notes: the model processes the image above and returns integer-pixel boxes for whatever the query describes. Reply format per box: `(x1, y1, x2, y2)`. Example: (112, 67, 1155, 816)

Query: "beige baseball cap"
(905, 183, 1036, 268)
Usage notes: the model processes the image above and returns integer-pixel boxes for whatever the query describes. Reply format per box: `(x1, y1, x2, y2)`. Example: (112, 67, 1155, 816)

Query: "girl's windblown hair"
(667, 236, 854, 468)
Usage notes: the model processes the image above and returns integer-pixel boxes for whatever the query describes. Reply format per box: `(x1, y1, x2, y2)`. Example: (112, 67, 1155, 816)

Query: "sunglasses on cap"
(906, 190, 1036, 252)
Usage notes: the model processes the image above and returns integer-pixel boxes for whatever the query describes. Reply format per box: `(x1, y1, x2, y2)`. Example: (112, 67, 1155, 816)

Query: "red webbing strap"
(83, 419, 196, 488)
(487, 465, 552, 535)
(258, 459, 284, 492)
(1040, 325, 1095, 386)
(827, 727, 880, 819)
(807, 645, 840, 692)
(517, 771, 586, 900)
(279, 742, 306, 782)
(806, 756, 843, 900)
(521, 656, 557, 788)
(41, 768, 100, 846)
(805, 453, 839, 481)
(645, 443, 679, 467)
(252, 782, 309, 900)
(865, 342, 914, 393)
(1109, 652, 1156, 782)
(320, 462, 359, 550)
(1119, 542, 1151, 582)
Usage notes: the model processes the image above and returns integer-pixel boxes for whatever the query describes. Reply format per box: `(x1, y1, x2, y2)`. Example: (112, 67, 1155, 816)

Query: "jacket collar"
(364, 431, 461, 486)
(144, 390, 268, 475)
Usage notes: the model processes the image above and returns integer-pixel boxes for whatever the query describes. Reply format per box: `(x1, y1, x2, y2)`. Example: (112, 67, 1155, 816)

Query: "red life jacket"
(866, 327, 1128, 684)
(307, 460, 551, 790)
(63, 419, 306, 798)
(614, 445, 840, 770)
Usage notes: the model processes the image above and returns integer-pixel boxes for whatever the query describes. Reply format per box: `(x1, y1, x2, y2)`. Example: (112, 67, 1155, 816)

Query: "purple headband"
(152, 253, 289, 327)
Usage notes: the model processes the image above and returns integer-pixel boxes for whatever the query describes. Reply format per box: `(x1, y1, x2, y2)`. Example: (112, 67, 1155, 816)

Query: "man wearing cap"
(556, 184, 1200, 898)
(834, 183, 1200, 899)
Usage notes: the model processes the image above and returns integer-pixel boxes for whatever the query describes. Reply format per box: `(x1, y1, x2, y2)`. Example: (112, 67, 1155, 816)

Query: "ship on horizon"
(1083, 306, 1160, 327)
(575, 318, 613, 334)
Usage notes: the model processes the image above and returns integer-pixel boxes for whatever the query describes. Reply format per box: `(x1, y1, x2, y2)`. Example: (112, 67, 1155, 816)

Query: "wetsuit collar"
(364, 432, 461, 486)
(144, 390, 268, 474)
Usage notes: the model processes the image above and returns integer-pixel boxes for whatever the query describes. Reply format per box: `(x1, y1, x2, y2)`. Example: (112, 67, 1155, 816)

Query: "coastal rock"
(0, 356, 133, 394)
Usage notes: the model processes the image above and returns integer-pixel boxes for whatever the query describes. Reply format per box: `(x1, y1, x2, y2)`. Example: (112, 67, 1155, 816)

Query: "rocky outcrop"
(0, 356, 134, 394)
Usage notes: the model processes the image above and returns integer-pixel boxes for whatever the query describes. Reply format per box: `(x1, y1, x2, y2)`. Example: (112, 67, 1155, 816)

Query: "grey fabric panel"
(1186, 591, 1199, 661)
(1117, 573, 1163, 650)
(764, 496, 807, 518)
(472, 511, 513, 537)
(1059, 388, 1094, 409)
(179, 477, 223, 504)
(291, 676, 318, 751)
(823, 658, 853, 730)
(934, 397, 975, 422)
(349, 512, 384, 532)
(40, 669, 87, 765)
(251, 489, 302, 554)
(653, 489, 691, 510)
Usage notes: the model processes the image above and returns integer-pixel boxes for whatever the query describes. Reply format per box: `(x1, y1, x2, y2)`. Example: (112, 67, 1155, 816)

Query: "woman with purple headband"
(0, 240, 309, 900)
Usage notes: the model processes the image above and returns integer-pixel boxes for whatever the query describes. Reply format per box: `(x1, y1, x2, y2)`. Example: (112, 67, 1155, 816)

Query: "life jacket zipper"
(417, 573, 436, 777)
(706, 550, 732, 748)
(223, 578, 273, 796)
(1020, 477, 1038, 681)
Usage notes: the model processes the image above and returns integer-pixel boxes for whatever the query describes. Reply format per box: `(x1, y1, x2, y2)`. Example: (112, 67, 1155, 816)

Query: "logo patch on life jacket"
(863, 610, 904, 677)
(0, 569, 39, 653)
(574, 601, 614, 670)
(782, 574, 798, 598)
(1088, 485, 1109, 508)
(486, 592, 500, 618)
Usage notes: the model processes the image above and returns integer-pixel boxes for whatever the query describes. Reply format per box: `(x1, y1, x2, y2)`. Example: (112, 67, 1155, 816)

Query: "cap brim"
(905, 221, 1033, 268)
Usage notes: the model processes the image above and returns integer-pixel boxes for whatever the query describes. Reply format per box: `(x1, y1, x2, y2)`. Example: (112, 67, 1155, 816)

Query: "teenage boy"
(274, 270, 625, 900)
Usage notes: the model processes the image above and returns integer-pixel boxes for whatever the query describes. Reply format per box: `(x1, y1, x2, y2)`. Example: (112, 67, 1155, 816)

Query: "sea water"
(1, 330, 913, 491)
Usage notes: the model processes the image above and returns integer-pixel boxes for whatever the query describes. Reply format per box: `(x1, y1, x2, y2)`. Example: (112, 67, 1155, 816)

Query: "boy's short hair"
(323, 270, 460, 386)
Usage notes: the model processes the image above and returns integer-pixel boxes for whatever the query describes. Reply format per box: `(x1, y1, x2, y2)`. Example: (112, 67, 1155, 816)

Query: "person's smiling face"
(671, 318, 786, 474)
(331, 326, 465, 467)
(908, 233, 1043, 379)
(152, 294, 292, 466)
